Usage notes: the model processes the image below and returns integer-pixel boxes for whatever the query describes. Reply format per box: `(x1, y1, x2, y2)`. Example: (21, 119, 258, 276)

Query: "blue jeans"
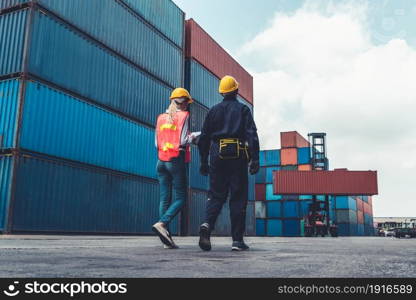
(157, 152, 188, 225)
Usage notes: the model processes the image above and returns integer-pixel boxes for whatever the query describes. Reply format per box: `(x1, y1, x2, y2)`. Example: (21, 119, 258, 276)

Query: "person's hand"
(200, 164, 209, 176)
(249, 160, 259, 175)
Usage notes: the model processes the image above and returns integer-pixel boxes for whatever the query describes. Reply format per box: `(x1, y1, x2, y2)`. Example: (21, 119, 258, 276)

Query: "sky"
(173, 0, 416, 218)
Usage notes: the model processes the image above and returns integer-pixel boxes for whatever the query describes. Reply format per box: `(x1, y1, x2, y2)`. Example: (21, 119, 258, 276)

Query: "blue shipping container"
(267, 219, 282, 236)
(283, 201, 300, 218)
(283, 219, 300, 236)
(248, 173, 255, 201)
(122, 0, 184, 48)
(266, 166, 280, 183)
(297, 147, 310, 165)
(335, 196, 357, 210)
(357, 224, 364, 236)
(187, 189, 208, 235)
(0, 79, 20, 149)
(256, 219, 266, 236)
(36, 0, 183, 87)
(246, 202, 255, 236)
(300, 200, 313, 218)
(338, 223, 358, 236)
(259, 151, 266, 167)
(2, 153, 178, 234)
(266, 184, 282, 201)
(1, 9, 172, 126)
(189, 101, 208, 132)
(188, 146, 209, 191)
(255, 167, 266, 184)
(0, 154, 13, 231)
(266, 201, 282, 218)
(1, 79, 158, 178)
(335, 209, 357, 224)
(264, 149, 280, 166)
(0, 0, 26, 10)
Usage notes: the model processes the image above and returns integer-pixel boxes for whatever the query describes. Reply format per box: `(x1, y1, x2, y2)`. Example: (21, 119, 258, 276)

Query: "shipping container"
(185, 19, 253, 103)
(266, 201, 282, 218)
(297, 147, 310, 164)
(283, 219, 300, 236)
(335, 196, 357, 210)
(187, 189, 208, 236)
(283, 201, 300, 218)
(214, 202, 230, 236)
(280, 148, 297, 166)
(266, 166, 280, 183)
(0, 0, 26, 10)
(335, 209, 357, 224)
(300, 200, 313, 217)
(0, 79, 20, 149)
(274, 170, 378, 195)
(255, 167, 266, 184)
(188, 146, 209, 191)
(364, 225, 374, 236)
(363, 202, 373, 216)
(0, 153, 179, 234)
(267, 219, 282, 236)
(255, 184, 266, 201)
(248, 173, 255, 201)
(189, 101, 209, 132)
(280, 131, 310, 149)
(1, 9, 172, 126)
(357, 224, 364, 236)
(245, 202, 255, 236)
(122, 0, 184, 48)
(255, 201, 266, 218)
(1, 79, 158, 178)
(32, 0, 184, 87)
(298, 164, 312, 171)
(338, 223, 358, 236)
(356, 198, 364, 212)
(364, 214, 373, 225)
(368, 196, 372, 206)
(299, 195, 313, 200)
(264, 150, 280, 166)
(266, 184, 282, 201)
(259, 151, 266, 167)
(0, 154, 13, 231)
(185, 59, 253, 110)
(280, 165, 297, 171)
(357, 211, 364, 224)
(256, 219, 266, 236)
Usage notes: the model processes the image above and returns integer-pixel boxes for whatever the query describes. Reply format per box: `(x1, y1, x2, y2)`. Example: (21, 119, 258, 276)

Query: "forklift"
(304, 196, 338, 237)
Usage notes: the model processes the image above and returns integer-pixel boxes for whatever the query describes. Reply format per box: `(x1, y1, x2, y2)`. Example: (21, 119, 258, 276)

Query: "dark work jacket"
(198, 95, 260, 165)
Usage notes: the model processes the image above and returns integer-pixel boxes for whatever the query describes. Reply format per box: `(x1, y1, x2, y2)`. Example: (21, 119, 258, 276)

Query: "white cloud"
(238, 1, 416, 217)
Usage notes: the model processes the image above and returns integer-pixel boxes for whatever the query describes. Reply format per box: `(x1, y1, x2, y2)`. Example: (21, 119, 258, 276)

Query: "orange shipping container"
(356, 198, 363, 211)
(280, 131, 310, 148)
(298, 164, 312, 171)
(368, 196, 372, 206)
(357, 211, 364, 224)
(281, 148, 297, 165)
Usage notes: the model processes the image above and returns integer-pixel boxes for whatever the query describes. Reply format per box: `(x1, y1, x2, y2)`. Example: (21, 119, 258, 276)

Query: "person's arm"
(243, 106, 260, 162)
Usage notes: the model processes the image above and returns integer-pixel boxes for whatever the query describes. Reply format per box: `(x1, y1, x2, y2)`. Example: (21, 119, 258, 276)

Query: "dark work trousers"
(205, 144, 248, 242)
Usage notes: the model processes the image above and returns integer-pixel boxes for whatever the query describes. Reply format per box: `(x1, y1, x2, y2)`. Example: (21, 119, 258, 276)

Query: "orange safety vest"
(156, 111, 191, 163)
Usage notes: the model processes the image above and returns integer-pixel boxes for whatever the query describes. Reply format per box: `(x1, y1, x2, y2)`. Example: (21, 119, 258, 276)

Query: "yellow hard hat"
(219, 75, 239, 94)
(170, 87, 193, 103)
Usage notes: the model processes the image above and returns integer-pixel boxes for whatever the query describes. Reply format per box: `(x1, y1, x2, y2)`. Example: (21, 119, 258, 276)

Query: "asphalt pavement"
(0, 235, 415, 277)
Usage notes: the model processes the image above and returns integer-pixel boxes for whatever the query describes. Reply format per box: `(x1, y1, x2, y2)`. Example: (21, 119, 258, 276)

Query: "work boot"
(199, 223, 211, 251)
(152, 222, 174, 248)
(231, 241, 250, 251)
(164, 242, 179, 249)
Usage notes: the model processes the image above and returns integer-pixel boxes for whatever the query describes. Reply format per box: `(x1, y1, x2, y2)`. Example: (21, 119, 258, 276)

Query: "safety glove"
(249, 160, 260, 175)
(200, 163, 209, 176)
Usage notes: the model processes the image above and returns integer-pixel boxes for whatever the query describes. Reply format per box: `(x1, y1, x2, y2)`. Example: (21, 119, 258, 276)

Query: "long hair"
(167, 101, 179, 124)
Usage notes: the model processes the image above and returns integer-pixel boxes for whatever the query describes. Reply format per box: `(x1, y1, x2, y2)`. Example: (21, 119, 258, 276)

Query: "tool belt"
(218, 138, 249, 160)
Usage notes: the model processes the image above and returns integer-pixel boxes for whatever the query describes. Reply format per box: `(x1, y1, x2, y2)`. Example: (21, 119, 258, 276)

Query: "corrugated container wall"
(0, 0, 26, 10)
(1, 79, 158, 179)
(0, 79, 20, 149)
(0, 8, 172, 126)
(185, 19, 253, 104)
(7, 154, 178, 234)
(121, 0, 184, 48)
(0, 155, 13, 231)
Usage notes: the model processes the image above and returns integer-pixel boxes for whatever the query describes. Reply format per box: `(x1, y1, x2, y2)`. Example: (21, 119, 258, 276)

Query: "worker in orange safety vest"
(152, 88, 200, 249)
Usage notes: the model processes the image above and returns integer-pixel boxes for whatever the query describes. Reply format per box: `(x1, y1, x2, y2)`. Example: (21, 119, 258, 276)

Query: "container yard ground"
(0, 236, 415, 278)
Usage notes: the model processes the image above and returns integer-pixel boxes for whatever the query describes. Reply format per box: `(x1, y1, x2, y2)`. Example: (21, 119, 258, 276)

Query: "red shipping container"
(368, 196, 373, 206)
(298, 164, 312, 171)
(274, 169, 378, 195)
(255, 184, 266, 201)
(280, 148, 297, 165)
(357, 211, 364, 224)
(363, 202, 373, 216)
(185, 19, 253, 103)
(356, 198, 364, 211)
(280, 131, 310, 148)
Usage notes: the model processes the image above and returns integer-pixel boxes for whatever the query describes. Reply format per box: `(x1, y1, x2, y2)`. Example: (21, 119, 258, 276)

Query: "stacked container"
(255, 131, 375, 237)
(184, 18, 255, 236)
(0, 0, 185, 234)
(334, 195, 374, 236)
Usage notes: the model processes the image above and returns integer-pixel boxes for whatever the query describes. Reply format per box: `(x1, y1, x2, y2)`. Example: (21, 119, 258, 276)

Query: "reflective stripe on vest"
(156, 111, 191, 163)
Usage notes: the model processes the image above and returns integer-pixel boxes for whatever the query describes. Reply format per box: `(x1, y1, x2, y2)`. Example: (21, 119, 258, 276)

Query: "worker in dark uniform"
(198, 75, 260, 251)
